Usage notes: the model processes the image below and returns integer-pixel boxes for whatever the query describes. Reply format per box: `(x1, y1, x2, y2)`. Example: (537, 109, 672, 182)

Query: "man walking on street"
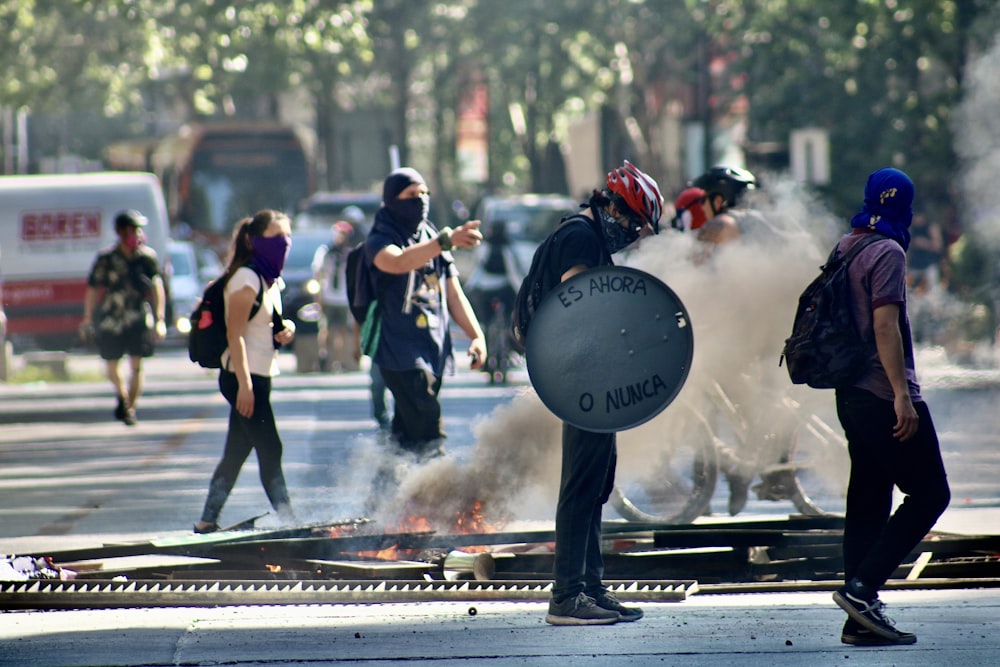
(364, 167, 486, 458)
(80, 210, 167, 426)
(831, 167, 950, 646)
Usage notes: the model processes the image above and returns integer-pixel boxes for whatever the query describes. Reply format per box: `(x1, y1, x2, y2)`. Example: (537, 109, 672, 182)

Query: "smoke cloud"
(372, 390, 562, 531)
(349, 37, 1000, 535)
(367, 176, 854, 529)
(372, 38, 1000, 529)
(954, 35, 1000, 248)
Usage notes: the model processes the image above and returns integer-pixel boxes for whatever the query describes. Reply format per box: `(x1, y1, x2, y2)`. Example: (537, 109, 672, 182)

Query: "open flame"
(454, 500, 490, 534)
(349, 500, 497, 561)
(356, 515, 433, 560)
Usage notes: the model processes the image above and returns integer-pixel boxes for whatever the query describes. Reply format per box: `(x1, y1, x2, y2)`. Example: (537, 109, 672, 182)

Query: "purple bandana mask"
(250, 235, 291, 285)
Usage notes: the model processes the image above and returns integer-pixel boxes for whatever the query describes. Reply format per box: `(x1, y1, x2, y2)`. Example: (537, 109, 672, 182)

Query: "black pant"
(551, 423, 617, 603)
(835, 387, 950, 590)
(199, 371, 291, 523)
(379, 367, 445, 456)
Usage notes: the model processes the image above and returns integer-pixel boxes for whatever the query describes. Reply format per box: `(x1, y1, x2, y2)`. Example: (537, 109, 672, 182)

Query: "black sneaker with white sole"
(593, 590, 643, 622)
(545, 593, 620, 626)
(841, 617, 916, 646)
(833, 585, 916, 644)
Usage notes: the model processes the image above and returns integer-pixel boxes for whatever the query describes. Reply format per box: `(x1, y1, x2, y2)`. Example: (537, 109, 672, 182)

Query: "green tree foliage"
(2, 0, 1000, 228)
(693, 0, 998, 217)
(460, 1, 593, 192)
(0, 0, 148, 115)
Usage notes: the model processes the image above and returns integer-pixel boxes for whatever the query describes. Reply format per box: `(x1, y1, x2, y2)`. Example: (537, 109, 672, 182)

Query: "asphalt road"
(2, 347, 1000, 666)
(3, 346, 999, 549)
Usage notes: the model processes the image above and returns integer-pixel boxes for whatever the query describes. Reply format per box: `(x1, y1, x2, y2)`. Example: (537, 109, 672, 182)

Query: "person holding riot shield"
(524, 161, 665, 626)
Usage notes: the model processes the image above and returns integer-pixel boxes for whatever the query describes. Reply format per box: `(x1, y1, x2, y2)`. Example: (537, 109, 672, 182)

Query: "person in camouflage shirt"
(80, 210, 167, 426)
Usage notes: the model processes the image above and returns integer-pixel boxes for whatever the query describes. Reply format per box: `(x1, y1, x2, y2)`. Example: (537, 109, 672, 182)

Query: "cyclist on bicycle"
(690, 164, 760, 246)
(466, 220, 520, 329)
(681, 165, 772, 514)
(464, 219, 522, 379)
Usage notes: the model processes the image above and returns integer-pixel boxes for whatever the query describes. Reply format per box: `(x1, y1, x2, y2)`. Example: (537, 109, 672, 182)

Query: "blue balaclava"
(382, 167, 429, 235)
(849, 167, 915, 249)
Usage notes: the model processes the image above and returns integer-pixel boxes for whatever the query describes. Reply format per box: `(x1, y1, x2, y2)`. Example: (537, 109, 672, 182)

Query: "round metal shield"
(525, 265, 694, 432)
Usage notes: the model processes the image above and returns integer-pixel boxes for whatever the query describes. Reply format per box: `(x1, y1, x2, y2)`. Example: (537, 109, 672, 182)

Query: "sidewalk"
(1, 587, 998, 666)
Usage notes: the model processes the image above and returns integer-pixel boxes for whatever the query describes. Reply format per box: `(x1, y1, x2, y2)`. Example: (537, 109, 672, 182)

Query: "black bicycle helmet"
(691, 166, 757, 209)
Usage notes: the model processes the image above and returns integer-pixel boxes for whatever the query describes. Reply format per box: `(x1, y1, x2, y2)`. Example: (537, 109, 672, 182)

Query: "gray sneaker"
(545, 592, 620, 626)
(593, 590, 643, 622)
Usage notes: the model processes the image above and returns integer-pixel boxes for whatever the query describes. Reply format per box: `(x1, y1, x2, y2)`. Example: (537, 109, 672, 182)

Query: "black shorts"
(323, 304, 350, 328)
(96, 325, 154, 360)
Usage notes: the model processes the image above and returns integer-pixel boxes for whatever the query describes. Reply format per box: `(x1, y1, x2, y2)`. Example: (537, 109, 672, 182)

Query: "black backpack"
(188, 271, 264, 369)
(344, 242, 371, 325)
(344, 241, 385, 357)
(780, 233, 886, 388)
(511, 215, 601, 353)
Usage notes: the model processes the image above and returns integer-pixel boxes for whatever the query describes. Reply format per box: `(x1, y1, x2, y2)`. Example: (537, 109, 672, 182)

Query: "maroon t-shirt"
(837, 230, 921, 402)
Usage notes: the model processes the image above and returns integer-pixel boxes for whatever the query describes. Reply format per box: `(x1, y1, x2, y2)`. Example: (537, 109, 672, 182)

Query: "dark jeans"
(363, 367, 443, 517)
(551, 423, 617, 603)
(199, 370, 291, 524)
(379, 367, 445, 456)
(370, 363, 390, 430)
(835, 387, 950, 591)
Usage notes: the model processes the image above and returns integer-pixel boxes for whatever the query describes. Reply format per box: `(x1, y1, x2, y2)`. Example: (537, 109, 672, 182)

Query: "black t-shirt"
(546, 215, 610, 288)
(365, 216, 457, 375)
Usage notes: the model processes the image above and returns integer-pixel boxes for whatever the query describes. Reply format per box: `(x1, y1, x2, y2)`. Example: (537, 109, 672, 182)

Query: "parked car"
(167, 239, 223, 338)
(0, 253, 9, 380)
(280, 229, 335, 371)
(455, 193, 578, 281)
(294, 191, 381, 246)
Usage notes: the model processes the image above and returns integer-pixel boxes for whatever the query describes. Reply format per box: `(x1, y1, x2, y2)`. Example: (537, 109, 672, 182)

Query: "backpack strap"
(826, 232, 888, 269)
(242, 264, 269, 320)
(553, 212, 613, 268)
(831, 232, 914, 361)
(220, 268, 269, 373)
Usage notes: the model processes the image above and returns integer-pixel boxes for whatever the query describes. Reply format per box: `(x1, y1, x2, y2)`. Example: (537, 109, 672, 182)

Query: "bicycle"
(610, 371, 849, 524)
(483, 298, 516, 385)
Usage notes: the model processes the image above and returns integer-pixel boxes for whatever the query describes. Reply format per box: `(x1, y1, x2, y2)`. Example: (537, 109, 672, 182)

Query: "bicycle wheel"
(611, 405, 719, 524)
(484, 308, 511, 385)
(755, 411, 848, 516)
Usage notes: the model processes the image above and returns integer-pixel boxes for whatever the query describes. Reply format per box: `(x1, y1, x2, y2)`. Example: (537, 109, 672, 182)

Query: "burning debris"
(366, 391, 563, 533)
(344, 181, 854, 538)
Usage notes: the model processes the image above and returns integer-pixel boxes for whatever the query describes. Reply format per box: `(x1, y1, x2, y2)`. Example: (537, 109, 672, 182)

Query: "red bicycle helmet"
(672, 187, 708, 231)
(606, 160, 664, 233)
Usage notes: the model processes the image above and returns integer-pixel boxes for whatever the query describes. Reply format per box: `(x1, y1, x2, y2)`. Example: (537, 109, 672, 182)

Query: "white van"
(0, 172, 170, 351)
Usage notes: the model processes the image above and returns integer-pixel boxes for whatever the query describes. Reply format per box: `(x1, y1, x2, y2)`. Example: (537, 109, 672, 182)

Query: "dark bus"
(107, 122, 314, 250)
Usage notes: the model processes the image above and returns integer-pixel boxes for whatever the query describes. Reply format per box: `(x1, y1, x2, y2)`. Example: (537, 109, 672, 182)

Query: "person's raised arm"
(373, 221, 483, 275)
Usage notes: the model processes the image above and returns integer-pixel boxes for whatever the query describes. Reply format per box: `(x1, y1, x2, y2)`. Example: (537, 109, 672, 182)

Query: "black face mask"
(598, 208, 641, 254)
(386, 194, 429, 235)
